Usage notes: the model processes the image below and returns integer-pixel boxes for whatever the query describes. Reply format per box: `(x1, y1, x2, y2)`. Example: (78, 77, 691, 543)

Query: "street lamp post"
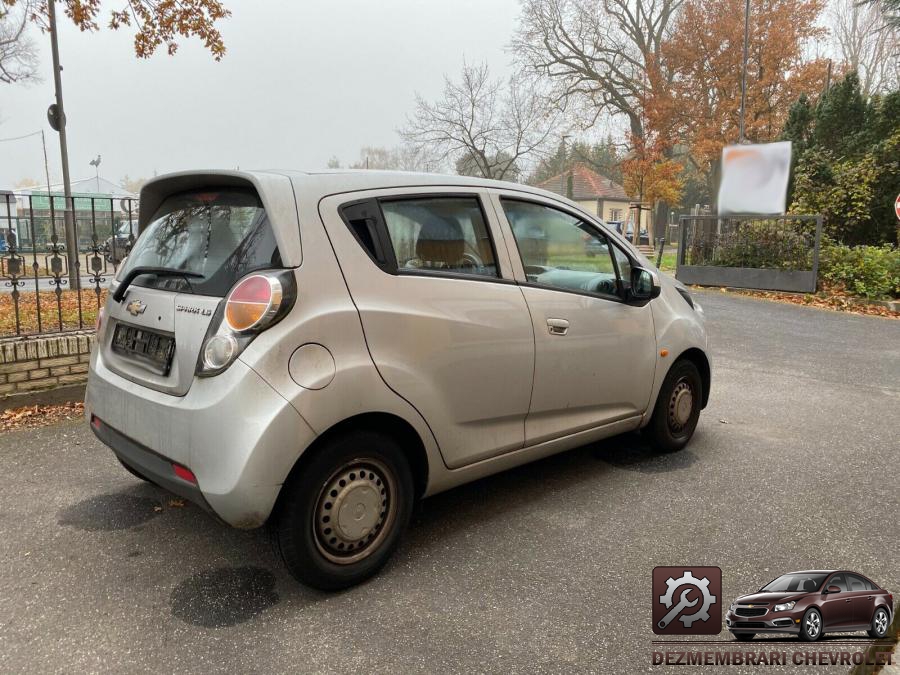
(47, 0, 79, 289)
(738, 0, 751, 143)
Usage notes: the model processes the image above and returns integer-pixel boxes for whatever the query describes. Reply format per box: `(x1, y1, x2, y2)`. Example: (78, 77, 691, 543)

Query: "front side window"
(827, 574, 848, 591)
(502, 199, 622, 297)
(380, 197, 498, 278)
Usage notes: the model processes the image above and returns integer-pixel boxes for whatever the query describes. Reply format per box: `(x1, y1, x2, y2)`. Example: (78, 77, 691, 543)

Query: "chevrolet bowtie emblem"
(126, 299, 146, 317)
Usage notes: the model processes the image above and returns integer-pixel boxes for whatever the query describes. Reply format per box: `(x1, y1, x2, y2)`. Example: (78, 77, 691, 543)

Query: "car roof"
(783, 570, 837, 575)
(141, 168, 593, 213)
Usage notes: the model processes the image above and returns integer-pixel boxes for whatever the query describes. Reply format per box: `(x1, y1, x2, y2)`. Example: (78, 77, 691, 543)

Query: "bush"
(819, 243, 900, 299)
(692, 219, 813, 270)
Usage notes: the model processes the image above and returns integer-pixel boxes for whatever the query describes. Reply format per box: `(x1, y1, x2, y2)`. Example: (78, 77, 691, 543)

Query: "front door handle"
(547, 318, 569, 335)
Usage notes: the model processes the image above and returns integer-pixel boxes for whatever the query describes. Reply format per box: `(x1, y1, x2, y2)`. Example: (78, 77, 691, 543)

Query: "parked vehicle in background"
(86, 170, 710, 590)
(611, 220, 649, 246)
(727, 570, 894, 642)
(103, 221, 136, 264)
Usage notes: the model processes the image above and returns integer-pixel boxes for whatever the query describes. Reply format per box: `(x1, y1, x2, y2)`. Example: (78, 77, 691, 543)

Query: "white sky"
(0, 0, 521, 189)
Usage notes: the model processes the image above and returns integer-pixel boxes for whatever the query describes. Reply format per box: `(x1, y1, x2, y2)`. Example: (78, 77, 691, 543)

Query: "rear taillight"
(225, 274, 284, 332)
(196, 270, 295, 377)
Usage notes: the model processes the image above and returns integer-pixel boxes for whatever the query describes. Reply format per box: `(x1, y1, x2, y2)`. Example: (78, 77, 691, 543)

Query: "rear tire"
(868, 607, 890, 638)
(275, 430, 414, 591)
(644, 359, 702, 453)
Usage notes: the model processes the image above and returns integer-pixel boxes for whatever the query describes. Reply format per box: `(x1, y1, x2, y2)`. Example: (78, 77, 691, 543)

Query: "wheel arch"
(274, 412, 429, 516)
(675, 348, 711, 409)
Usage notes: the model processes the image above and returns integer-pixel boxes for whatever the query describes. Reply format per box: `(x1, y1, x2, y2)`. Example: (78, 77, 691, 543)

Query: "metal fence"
(676, 214, 823, 293)
(0, 193, 139, 337)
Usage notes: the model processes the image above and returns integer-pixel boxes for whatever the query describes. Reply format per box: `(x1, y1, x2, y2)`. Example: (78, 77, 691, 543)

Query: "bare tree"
(401, 62, 561, 181)
(512, 0, 682, 141)
(348, 144, 436, 172)
(0, 1, 38, 84)
(830, 0, 900, 95)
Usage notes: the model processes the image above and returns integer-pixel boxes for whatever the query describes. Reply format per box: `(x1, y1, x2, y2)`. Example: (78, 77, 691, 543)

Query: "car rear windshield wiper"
(113, 266, 205, 302)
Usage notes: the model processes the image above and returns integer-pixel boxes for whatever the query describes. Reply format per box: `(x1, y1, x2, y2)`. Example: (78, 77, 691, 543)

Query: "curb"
(0, 383, 86, 412)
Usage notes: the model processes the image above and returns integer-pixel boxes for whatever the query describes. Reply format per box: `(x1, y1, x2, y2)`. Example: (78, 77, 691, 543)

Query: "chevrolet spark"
(86, 170, 710, 589)
(727, 570, 894, 641)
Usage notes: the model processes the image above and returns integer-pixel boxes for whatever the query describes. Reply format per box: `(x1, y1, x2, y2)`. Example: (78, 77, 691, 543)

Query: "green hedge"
(819, 242, 900, 300)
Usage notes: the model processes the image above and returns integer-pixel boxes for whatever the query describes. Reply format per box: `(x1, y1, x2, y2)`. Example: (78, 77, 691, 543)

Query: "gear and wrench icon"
(659, 570, 717, 628)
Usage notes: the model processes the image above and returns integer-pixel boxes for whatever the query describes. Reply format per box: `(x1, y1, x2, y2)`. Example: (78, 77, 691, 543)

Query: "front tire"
(733, 633, 755, 642)
(868, 607, 890, 638)
(799, 608, 823, 641)
(275, 430, 414, 591)
(644, 359, 702, 453)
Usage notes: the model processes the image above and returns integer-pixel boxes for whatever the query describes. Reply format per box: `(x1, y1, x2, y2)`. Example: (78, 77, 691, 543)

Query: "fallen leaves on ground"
(1, 402, 85, 432)
(0, 289, 106, 337)
(168, 499, 186, 508)
(710, 284, 898, 319)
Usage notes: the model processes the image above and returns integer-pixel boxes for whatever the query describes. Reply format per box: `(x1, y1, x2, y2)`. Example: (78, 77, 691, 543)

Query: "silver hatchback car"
(86, 170, 710, 589)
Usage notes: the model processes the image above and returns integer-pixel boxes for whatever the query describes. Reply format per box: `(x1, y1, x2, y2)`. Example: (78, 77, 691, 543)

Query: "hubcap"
(807, 613, 820, 637)
(313, 459, 396, 565)
(875, 611, 887, 635)
(668, 378, 694, 432)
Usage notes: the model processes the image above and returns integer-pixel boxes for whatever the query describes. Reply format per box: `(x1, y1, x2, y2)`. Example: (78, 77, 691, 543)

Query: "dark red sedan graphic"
(726, 570, 893, 642)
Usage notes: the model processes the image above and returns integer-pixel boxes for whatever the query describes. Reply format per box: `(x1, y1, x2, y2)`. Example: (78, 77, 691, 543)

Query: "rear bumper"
(91, 416, 215, 516)
(86, 351, 317, 528)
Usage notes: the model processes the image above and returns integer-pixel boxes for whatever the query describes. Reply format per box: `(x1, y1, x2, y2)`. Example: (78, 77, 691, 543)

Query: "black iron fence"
(0, 193, 139, 337)
(676, 214, 823, 293)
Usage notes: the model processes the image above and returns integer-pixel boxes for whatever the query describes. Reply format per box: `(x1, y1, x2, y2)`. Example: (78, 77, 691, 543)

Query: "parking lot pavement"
(0, 291, 897, 674)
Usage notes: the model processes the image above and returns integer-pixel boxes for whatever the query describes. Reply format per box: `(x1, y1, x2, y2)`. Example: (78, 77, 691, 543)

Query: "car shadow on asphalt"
(409, 430, 698, 541)
(56, 430, 701, 628)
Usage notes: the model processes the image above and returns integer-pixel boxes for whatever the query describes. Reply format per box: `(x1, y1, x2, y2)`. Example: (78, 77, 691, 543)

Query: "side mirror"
(629, 266, 661, 302)
(825, 585, 841, 594)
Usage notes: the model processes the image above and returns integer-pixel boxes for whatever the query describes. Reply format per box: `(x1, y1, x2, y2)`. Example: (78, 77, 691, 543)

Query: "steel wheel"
(313, 458, 397, 566)
(667, 377, 694, 433)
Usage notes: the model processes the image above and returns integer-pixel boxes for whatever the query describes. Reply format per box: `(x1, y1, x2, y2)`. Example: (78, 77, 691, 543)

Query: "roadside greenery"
(784, 73, 900, 246)
(820, 242, 900, 299)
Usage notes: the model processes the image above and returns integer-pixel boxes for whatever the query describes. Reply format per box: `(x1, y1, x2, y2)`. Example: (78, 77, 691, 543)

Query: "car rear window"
(122, 188, 281, 296)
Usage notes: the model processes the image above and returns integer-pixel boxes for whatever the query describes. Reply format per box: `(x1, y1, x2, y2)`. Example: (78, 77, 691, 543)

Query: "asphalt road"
(0, 291, 897, 674)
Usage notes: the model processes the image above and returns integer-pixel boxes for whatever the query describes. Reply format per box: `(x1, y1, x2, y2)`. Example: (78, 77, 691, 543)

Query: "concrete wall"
(0, 333, 94, 400)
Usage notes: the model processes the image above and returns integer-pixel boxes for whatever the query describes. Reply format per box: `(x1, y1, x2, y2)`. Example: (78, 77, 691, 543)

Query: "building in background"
(534, 163, 649, 234)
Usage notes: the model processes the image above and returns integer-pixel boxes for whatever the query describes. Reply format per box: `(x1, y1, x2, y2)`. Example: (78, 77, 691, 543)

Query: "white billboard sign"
(717, 141, 792, 216)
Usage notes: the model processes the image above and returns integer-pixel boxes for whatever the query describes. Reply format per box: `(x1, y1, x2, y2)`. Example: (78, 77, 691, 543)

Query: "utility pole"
(47, 0, 79, 289)
(738, 0, 751, 143)
(560, 134, 571, 197)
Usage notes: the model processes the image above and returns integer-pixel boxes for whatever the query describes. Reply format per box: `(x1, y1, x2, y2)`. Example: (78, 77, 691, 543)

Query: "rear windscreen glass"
(122, 188, 281, 296)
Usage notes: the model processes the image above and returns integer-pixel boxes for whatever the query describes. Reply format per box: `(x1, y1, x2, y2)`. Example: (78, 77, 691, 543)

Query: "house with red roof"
(534, 163, 648, 230)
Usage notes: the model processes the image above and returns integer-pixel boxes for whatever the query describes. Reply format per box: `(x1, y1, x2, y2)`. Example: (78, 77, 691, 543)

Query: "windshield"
(122, 188, 281, 296)
(760, 573, 828, 593)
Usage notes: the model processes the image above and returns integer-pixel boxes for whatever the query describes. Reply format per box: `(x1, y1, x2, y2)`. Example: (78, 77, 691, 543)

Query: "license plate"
(111, 323, 175, 375)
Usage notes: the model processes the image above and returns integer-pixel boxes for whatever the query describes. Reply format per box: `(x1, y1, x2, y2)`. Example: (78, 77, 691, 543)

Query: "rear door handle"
(547, 318, 569, 335)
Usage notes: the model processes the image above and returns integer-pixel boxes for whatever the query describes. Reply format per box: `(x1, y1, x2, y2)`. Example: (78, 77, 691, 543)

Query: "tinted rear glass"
(123, 188, 280, 296)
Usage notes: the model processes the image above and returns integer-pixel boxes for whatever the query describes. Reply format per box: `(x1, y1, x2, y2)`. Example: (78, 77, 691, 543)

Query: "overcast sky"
(0, 0, 521, 189)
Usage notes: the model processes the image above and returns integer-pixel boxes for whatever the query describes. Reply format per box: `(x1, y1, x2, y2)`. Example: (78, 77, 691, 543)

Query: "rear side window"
(123, 188, 281, 296)
(381, 197, 498, 278)
(339, 196, 499, 279)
